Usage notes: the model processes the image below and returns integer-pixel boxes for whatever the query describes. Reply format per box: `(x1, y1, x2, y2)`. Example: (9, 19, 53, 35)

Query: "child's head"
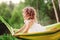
(23, 7, 36, 20)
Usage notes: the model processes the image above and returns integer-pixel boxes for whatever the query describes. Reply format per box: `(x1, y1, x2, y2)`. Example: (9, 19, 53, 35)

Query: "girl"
(15, 7, 46, 34)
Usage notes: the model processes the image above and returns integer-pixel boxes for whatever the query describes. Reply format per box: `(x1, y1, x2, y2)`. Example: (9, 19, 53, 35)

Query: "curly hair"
(23, 7, 36, 20)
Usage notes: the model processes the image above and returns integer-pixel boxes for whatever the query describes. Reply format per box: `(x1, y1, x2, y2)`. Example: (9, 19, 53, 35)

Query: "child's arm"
(14, 20, 34, 34)
(22, 20, 33, 33)
(14, 24, 26, 34)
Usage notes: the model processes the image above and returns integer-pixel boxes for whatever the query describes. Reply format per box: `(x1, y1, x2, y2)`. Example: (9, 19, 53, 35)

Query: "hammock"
(0, 16, 60, 40)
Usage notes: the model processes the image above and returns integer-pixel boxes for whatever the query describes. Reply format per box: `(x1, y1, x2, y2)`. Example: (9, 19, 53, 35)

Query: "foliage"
(0, 34, 19, 40)
(0, 2, 25, 28)
(0, 3, 11, 22)
(9, 2, 25, 28)
(25, 0, 59, 25)
(0, 0, 59, 27)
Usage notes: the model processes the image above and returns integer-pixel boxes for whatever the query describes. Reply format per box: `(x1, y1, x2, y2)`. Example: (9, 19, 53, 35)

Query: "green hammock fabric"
(0, 16, 60, 40)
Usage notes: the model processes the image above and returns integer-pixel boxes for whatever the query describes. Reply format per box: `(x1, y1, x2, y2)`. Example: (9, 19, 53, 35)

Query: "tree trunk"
(58, 0, 60, 10)
(52, 0, 59, 22)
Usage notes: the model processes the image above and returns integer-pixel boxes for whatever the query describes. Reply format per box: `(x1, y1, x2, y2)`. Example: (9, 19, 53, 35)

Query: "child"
(15, 7, 46, 34)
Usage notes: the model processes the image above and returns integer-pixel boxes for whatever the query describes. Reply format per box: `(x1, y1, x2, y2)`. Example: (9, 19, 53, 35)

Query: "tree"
(8, 1, 14, 11)
(52, 0, 59, 22)
(9, 2, 25, 28)
(58, 0, 60, 10)
(25, 0, 60, 25)
(25, 0, 52, 25)
(0, 2, 11, 22)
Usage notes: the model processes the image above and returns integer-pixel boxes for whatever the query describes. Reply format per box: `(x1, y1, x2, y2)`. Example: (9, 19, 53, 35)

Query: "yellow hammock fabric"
(0, 16, 60, 40)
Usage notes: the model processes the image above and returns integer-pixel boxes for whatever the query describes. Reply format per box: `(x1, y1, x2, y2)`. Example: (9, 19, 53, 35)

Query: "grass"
(0, 34, 20, 40)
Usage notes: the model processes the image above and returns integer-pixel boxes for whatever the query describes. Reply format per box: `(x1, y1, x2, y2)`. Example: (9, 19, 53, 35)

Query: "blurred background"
(0, 0, 60, 40)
